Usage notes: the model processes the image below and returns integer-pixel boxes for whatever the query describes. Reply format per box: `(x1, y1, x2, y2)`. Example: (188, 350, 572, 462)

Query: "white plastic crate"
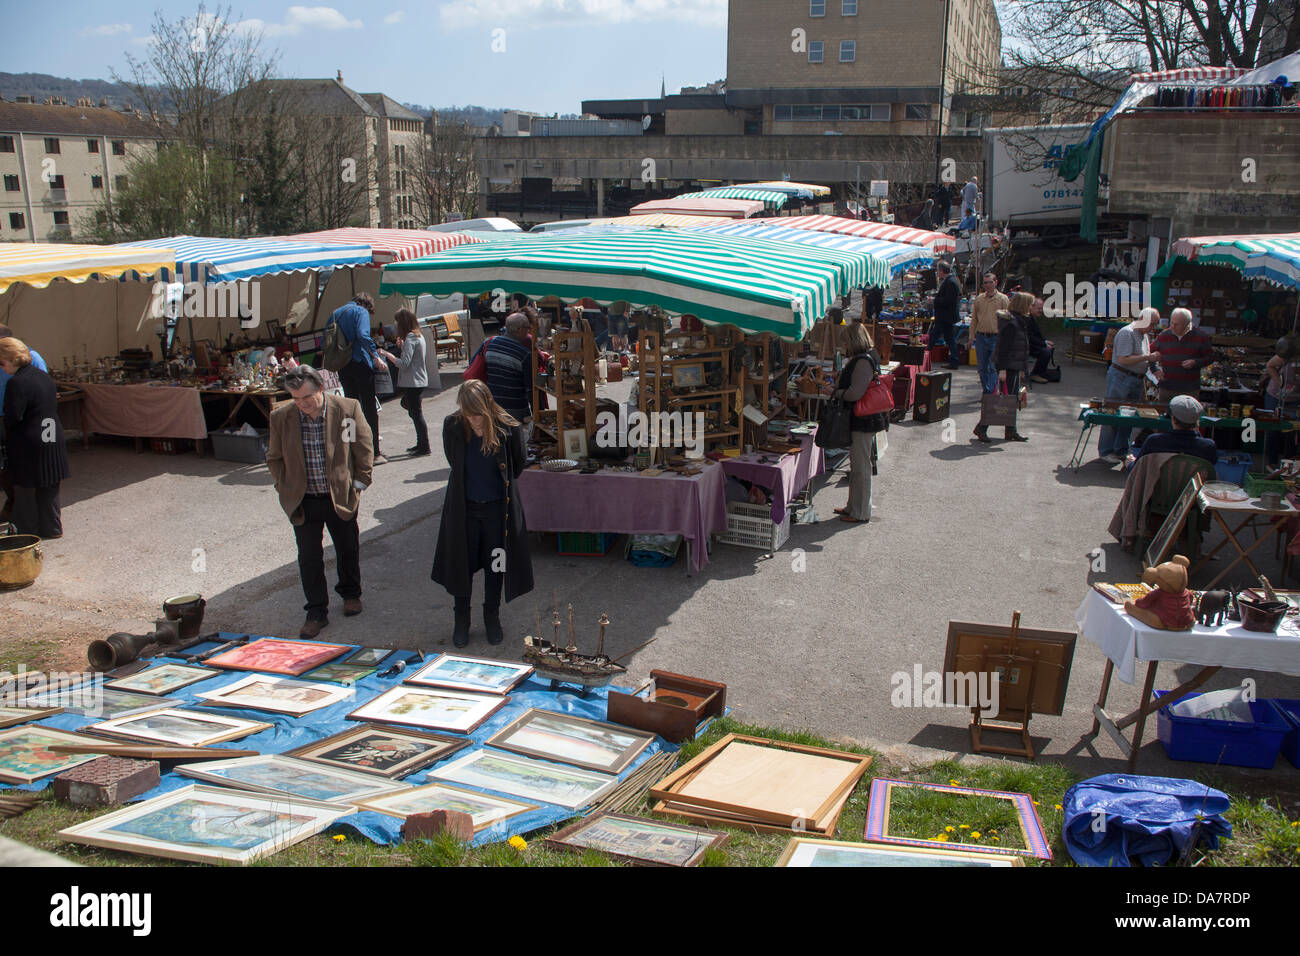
(718, 501, 790, 552)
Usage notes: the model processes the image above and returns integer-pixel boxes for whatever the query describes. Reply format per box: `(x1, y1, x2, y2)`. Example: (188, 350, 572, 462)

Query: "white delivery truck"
(982, 124, 1107, 247)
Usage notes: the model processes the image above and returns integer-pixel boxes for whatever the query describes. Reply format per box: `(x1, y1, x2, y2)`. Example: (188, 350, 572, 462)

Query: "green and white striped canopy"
(379, 227, 859, 339)
(691, 187, 790, 211)
(1172, 233, 1300, 291)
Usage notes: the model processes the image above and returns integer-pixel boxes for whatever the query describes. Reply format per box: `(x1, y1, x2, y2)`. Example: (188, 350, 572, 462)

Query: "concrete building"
(0, 97, 162, 242)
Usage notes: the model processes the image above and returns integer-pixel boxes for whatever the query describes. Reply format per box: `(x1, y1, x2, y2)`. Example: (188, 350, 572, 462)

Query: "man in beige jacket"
(266, 365, 374, 638)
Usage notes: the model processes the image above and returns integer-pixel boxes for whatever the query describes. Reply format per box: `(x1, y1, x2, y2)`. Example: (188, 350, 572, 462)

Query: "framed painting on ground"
(86, 708, 272, 748)
(176, 754, 411, 805)
(863, 778, 1052, 860)
(430, 749, 617, 810)
(346, 686, 506, 734)
(285, 724, 469, 778)
(204, 638, 351, 676)
(21, 687, 168, 720)
(343, 647, 395, 667)
(775, 838, 1024, 867)
(1145, 473, 1204, 570)
(105, 664, 220, 696)
(545, 812, 727, 867)
(0, 705, 63, 729)
(300, 661, 377, 685)
(486, 709, 654, 774)
(354, 782, 537, 831)
(57, 784, 348, 865)
(194, 674, 354, 716)
(0, 727, 103, 783)
(404, 654, 533, 695)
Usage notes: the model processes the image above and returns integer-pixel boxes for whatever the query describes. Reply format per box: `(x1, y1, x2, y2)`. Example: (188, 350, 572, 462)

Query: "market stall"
(0, 242, 176, 295)
(776, 214, 958, 254)
(628, 197, 766, 219)
(278, 227, 485, 265)
(683, 219, 934, 279)
(689, 186, 790, 214)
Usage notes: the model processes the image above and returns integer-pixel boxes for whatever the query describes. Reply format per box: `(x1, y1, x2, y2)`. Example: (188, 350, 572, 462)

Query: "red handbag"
(852, 354, 894, 416)
(463, 337, 495, 380)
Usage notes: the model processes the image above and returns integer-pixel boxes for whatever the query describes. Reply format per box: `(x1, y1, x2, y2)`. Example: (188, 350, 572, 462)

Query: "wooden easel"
(970, 611, 1043, 760)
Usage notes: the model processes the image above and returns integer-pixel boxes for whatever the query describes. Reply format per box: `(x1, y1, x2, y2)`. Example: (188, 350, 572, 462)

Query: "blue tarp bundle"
(1061, 773, 1232, 867)
(7, 634, 683, 849)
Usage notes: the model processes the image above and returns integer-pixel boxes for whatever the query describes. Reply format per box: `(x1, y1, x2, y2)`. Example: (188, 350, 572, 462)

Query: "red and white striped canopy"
(1128, 66, 1249, 83)
(776, 215, 956, 254)
(279, 228, 483, 265)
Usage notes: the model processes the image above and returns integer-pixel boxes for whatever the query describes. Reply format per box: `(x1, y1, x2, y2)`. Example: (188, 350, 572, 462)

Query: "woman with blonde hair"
(0, 336, 69, 537)
(975, 290, 1033, 443)
(827, 322, 887, 523)
(431, 379, 533, 647)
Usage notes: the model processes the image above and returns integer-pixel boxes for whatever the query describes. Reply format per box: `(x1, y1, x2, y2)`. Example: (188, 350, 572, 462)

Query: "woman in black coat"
(1, 337, 69, 538)
(431, 379, 533, 647)
(826, 323, 888, 523)
(992, 291, 1033, 443)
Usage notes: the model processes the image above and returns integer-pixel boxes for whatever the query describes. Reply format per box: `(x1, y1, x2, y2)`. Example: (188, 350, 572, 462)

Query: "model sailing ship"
(523, 591, 653, 694)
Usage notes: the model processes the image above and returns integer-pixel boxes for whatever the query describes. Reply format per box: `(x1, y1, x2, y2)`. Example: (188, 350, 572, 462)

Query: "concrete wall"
(1106, 111, 1300, 236)
(666, 109, 747, 136)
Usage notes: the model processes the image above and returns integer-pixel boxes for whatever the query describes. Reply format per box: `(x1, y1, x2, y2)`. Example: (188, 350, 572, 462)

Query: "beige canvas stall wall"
(315, 266, 415, 333)
(0, 279, 130, 367)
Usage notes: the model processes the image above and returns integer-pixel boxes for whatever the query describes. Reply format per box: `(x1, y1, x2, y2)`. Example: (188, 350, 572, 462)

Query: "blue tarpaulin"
(6, 634, 685, 849)
(1062, 773, 1232, 867)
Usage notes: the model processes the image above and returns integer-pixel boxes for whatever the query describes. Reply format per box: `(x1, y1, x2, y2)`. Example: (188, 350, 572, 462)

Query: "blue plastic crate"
(1214, 452, 1252, 487)
(1270, 698, 1300, 769)
(1155, 690, 1288, 769)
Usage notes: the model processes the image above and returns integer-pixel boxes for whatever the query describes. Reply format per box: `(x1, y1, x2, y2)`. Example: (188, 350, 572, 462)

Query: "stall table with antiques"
(199, 387, 290, 431)
(77, 383, 210, 455)
(1192, 484, 1297, 590)
(1075, 585, 1300, 770)
(55, 385, 88, 451)
(719, 425, 825, 525)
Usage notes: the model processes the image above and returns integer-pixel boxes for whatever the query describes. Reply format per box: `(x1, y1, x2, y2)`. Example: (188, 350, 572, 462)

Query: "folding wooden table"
(1191, 491, 1295, 590)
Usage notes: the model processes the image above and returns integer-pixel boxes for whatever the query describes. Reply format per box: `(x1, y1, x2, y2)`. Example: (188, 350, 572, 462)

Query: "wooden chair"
(1141, 453, 1216, 559)
(432, 313, 464, 363)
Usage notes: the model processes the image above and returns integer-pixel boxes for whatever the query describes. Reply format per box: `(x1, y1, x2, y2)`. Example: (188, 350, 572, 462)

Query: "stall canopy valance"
(118, 235, 372, 283)
(1170, 233, 1300, 290)
(684, 219, 923, 281)
(598, 213, 741, 229)
(378, 227, 847, 340)
(278, 228, 482, 264)
(691, 187, 790, 211)
(777, 214, 957, 254)
(745, 181, 832, 198)
(0, 242, 176, 294)
(629, 197, 766, 218)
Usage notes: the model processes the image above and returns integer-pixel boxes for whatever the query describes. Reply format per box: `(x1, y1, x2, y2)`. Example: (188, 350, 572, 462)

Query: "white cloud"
(239, 6, 364, 37)
(439, 0, 726, 30)
(384, 10, 406, 24)
(81, 23, 133, 37)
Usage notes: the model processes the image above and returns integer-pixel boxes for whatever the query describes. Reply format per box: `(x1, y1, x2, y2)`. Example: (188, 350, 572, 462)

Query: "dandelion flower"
(949, 779, 961, 786)
(332, 834, 346, 843)
(508, 835, 527, 852)
(959, 824, 970, 829)
(945, 826, 955, 833)
(1054, 804, 1063, 811)
(971, 831, 982, 839)
(934, 834, 949, 842)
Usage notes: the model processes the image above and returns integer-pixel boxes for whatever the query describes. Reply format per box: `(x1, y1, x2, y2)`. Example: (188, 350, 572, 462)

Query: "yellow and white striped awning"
(0, 242, 176, 295)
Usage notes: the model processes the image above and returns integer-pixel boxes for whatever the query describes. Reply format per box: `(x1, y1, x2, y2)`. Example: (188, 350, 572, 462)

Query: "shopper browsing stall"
(431, 380, 534, 648)
(929, 261, 963, 371)
(827, 323, 887, 524)
(989, 292, 1033, 443)
(1263, 337, 1300, 467)
(328, 293, 388, 464)
(1154, 308, 1212, 402)
(0, 337, 67, 539)
(1097, 308, 1162, 465)
(378, 309, 430, 457)
(970, 274, 1009, 394)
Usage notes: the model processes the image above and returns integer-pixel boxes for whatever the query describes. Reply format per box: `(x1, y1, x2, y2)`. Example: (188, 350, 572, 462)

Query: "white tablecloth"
(1075, 588, 1300, 684)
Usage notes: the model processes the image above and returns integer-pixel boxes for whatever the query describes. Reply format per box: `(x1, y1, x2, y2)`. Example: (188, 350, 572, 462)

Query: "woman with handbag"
(828, 323, 888, 524)
(977, 290, 1033, 444)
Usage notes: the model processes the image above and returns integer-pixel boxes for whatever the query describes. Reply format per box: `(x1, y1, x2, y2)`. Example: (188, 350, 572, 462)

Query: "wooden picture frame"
(941, 620, 1077, 718)
(863, 778, 1052, 860)
(175, 754, 411, 805)
(563, 428, 588, 460)
(344, 647, 396, 667)
(671, 362, 706, 388)
(346, 685, 507, 734)
(86, 708, 272, 748)
(285, 724, 469, 779)
(546, 811, 728, 867)
(404, 653, 534, 695)
(775, 837, 1024, 867)
(0, 726, 103, 783)
(354, 782, 537, 831)
(204, 637, 351, 676)
(1145, 472, 1204, 570)
(430, 749, 617, 810)
(648, 733, 872, 836)
(21, 687, 169, 720)
(0, 705, 63, 729)
(194, 674, 354, 716)
(105, 663, 220, 696)
(300, 661, 377, 685)
(487, 709, 654, 775)
(57, 784, 348, 866)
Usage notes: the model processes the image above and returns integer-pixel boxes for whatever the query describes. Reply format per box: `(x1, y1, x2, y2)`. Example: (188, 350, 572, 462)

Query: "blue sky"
(6, 1, 729, 114)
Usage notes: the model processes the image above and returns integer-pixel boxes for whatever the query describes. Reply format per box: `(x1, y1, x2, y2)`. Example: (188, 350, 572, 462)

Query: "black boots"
(973, 425, 991, 444)
(452, 608, 470, 648)
(484, 607, 504, 645)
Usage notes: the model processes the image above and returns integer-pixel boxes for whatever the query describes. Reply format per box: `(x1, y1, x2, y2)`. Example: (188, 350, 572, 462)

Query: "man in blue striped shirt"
(483, 313, 533, 423)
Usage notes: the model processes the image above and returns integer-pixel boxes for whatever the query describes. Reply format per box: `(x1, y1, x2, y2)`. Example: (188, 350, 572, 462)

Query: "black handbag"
(815, 397, 853, 449)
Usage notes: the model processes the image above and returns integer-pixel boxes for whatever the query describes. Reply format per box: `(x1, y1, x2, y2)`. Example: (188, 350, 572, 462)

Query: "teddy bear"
(1124, 554, 1196, 630)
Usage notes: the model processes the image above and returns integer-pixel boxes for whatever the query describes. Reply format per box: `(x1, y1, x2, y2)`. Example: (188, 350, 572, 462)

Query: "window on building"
(3, 175, 18, 192)
(95, 210, 107, 225)
(115, 175, 129, 190)
(44, 137, 60, 153)
(808, 41, 824, 63)
(905, 104, 932, 120)
(49, 174, 65, 189)
(87, 138, 99, 153)
(0, 135, 14, 152)
(775, 102, 889, 122)
(53, 211, 69, 226)
(91, 175, 103, 189)
(840, 40, 855, 62)
(9, 212, 24, 230)
(842, 0, 857, 13)
(810, 0, 826, 15)
(111, 140, 125, 155)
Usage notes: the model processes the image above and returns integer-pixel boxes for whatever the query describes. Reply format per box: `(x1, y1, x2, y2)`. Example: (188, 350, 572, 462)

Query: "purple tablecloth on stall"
(517, 461, 728, 573)
(720, 430, 825, 524)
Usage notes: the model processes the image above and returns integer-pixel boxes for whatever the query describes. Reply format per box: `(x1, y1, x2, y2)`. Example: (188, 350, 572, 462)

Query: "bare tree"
(410, 116, 479, 226)
(294, 112, 376, 230)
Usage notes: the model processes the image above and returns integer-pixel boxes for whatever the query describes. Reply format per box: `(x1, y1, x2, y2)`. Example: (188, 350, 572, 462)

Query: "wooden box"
(52, 756, 160, 808)
(606, 670, 726, 743)
(913, 371, 951, 424)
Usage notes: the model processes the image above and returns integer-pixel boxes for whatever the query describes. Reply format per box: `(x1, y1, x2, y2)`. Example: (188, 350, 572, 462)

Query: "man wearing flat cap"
(1127, 395, 1218, 468)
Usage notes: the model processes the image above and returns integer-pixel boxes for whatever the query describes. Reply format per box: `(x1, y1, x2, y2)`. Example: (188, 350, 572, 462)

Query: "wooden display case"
(533, 329, 597, 454)
(637, 329, 742, 455)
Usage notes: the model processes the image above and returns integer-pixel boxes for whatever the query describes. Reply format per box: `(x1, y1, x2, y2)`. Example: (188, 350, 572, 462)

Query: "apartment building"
(0, 98, 161, 242)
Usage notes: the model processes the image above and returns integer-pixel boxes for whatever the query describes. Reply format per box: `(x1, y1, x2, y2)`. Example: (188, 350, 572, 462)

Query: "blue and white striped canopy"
(684, 219, 931, 280)
(118, 235, 372, 283)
